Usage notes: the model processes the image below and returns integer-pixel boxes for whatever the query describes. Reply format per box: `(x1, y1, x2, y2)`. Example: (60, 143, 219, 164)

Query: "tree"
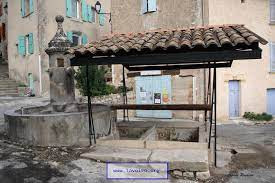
(74, 65, 115, 96)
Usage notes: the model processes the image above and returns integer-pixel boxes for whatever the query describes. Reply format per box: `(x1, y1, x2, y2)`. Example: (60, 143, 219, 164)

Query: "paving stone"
(150, 149, 209, 172)
(196, 170, 210, 180)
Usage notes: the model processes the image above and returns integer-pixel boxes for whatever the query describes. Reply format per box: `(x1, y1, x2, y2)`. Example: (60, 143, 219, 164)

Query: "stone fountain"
(4, 16, 116, 147)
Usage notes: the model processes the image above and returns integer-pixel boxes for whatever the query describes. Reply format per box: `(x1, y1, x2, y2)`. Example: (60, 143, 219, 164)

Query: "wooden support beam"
(70, 49, 262, 66)
(125, 62, 232, 71)
(110, 104, 212, 111)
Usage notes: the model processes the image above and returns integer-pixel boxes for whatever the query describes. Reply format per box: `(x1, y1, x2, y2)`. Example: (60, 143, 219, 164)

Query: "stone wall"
(77, 91, 136, 119)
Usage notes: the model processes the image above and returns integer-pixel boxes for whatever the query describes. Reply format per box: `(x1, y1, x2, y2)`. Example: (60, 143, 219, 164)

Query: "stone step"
(0, 80, 17, 84)
(0, 93, 19, 97)
(0, 90, 18, 95)
(0, 88, 18, 92)
(81, 145, 209, 172)
(0, 85, 18, 88)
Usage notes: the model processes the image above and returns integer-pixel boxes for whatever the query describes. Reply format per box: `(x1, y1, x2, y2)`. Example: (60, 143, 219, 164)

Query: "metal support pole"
(122, 66, 129, 121)
(208, 67, 214, 149)
(204, 68, 207, 132)
(86, 65, 96, 145)
(214, 64, 217, 167)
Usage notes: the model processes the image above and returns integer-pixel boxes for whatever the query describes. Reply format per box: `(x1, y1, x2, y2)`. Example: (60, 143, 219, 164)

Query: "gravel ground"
(0, 96, 275, 183)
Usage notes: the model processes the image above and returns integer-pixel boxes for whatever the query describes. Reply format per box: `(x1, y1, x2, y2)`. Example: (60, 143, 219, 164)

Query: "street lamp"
(93, 1, 113, 33)
(95, 1, 101, 13)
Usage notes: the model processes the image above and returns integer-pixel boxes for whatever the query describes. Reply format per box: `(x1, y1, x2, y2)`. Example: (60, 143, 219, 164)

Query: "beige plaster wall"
(209, 0, 275, 120)
(111, 0, 203, 33)
(8, 0, 40, 95)
(8, 0, 111, 96)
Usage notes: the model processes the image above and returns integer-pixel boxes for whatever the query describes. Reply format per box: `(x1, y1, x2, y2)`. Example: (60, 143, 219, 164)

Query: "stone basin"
(4, 103, 116, 147)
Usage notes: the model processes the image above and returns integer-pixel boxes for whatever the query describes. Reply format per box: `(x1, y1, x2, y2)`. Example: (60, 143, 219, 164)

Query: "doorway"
(229, 80, 240, 118)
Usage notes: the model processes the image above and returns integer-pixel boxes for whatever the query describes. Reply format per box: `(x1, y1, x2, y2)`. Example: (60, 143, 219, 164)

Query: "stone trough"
(4, 104, 116, 146)
(81, 120, 210, 180)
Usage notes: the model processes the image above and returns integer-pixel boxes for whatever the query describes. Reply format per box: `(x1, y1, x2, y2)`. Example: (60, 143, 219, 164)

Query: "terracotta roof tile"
(68, 25, 267, 56)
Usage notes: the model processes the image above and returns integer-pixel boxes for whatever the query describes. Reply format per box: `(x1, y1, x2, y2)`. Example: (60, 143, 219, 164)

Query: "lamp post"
(94, 1, 113, 33)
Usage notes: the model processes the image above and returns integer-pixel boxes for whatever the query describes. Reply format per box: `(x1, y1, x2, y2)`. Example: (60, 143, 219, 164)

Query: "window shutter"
(66, 0, 72, 17)
(18, 36, 26, 56)
(99, 9, 105, 26)
(67, 31, 73, 43)
(271, 0, 275, 23)
(271, 43, 275, 72)
(148, 0, 157, 12)
(82, 34, 88, 44)
(21, 0, 25, 17)
(87, 5, 92, 22)
(29, 0, 34, 14)
(82, 0, 88, 21)
(142, 0, 147, 13)
(28, 33, 34, 54)
(91, 8, 95, 22)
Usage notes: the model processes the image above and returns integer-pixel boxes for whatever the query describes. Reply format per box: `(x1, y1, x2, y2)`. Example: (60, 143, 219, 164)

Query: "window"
(21, 0, 34, 17)
(142, 0, 157, 14)
(67, 31, 88, 46)
(72, 33, 81, 46)
(270, 42, 275, 72)
(271, 0, 275, 24)
(71, 0, 80, 18)
(18, 33, 34, 56)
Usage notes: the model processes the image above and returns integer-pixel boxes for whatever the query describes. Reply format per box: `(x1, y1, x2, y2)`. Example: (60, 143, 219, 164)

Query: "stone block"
(150, 149, 209, 172)
(196, 170, 210, 180)
(97, 140, 145, 149)
(81, 146, 151, 162)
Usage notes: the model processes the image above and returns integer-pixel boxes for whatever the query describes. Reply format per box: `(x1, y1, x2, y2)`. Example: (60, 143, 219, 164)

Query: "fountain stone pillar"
(45, 15, 75, 106)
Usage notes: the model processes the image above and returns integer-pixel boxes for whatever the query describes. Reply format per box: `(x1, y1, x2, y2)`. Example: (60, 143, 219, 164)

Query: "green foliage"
(18, 82, 27, 87)
(243, 112, 273, 121)
(75, 65, 116, 96)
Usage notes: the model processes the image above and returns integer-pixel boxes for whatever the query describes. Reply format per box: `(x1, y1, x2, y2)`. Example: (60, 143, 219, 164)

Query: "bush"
(75, 65, 116, 96)
(243, 112, 273, 121)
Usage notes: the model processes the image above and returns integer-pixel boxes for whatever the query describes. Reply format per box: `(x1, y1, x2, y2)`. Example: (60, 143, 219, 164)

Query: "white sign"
(141, 70, 161, 76)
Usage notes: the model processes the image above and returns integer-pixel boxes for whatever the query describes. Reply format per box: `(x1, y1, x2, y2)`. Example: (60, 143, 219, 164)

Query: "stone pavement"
(0, 96, 275, 183)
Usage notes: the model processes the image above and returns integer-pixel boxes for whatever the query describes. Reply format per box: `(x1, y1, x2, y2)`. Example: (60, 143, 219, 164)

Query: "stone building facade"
(8, 0, 111, 96)
(208, 0, 275, 120)
(0, 0, 8, 63)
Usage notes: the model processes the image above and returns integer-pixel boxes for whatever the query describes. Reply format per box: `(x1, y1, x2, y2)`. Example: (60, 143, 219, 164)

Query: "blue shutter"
(82, 34, 88, 44)
(28, 33, 34, 54)
(18, 36, 26, 56)
(67, 31, 73, 43)
(82, 0, 88, 21)
(91, 8, 95, 22)
(21, 0, 25, 17)
(29, 0, 34, 14)
(148, 0, 157, 12)
(142, 0, 147, 13)
(87, 5, 92, 22)
(271, 43, 275, 72)
(99, 9, 105, 26)
(66, 0, 72, 17)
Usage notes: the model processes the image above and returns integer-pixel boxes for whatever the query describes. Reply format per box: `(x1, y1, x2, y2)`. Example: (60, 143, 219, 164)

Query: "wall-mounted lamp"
(93, 1, 113, 33)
